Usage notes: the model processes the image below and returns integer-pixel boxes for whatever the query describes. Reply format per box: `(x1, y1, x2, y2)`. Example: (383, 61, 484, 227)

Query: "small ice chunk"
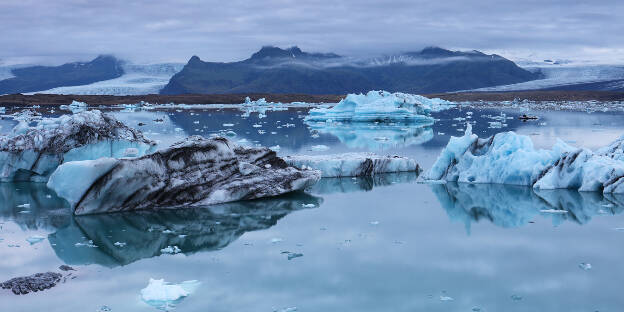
(578, 262, 592, 271)
(223, 123, 234, 127)
(301, 203, 316, 208)
(287, 253, 303, 260)
(114, 242, 127, 247)
(160, 246, 181, 254)
(439, 295, 454, 301)
(510, 295, 523, 301)
(270, 238, 283, 244)
(17, 203, 30, 208)
(26, 235, 45, 245)
(140, 278, 200, 307)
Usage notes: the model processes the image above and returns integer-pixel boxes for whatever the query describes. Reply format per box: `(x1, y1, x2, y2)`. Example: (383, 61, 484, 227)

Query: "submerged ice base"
(284, 153, 420, 177)
(425, 124, 624, 193)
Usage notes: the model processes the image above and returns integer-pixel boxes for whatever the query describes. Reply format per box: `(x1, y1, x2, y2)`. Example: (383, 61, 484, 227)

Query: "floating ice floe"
(284, 153, 420, 177)
(425, 123, 624, 194)
(59, 100, 88, 113)
(47, 136, 321, 215)
(305, 90, 453, 123)
(0, 110, 155, 182)
(160, 245, 181, 254)
(26, 235, 45, 245)
(140, 278, 200, 310)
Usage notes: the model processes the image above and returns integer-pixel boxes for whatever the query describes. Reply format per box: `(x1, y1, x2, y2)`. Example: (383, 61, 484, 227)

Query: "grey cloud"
(0, 0, 622, 65)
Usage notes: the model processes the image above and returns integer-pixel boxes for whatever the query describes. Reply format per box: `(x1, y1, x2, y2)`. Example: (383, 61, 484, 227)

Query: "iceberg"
(284, 153, 420, 177)
(425, 124, 624, 194)
(304, 90, 453, 123)
(47, 136, 321, 215)
(141, 278, 200, 310)
(0, 110, 155, 182)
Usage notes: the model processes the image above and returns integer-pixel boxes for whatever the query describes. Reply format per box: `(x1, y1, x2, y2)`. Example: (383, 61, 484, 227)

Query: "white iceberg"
(425, 124, 624, 193)
(304, 90, 453, 123)
(285, 153, 420, 177)
(0, 110, 155, 182)
(47, 136, 321, 215)
(140, 278, 200, 310)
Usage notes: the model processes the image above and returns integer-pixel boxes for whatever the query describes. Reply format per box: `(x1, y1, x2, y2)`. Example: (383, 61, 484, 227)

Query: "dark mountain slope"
(0, 55, 124, 94)
(161, 46, 540, 94)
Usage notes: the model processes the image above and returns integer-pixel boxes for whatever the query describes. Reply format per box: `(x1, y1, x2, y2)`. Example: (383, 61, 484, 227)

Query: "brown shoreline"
(1, 91, 624, 107)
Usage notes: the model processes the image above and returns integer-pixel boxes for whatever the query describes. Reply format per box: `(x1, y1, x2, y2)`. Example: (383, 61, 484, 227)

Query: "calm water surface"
(2, 105, 624, 311)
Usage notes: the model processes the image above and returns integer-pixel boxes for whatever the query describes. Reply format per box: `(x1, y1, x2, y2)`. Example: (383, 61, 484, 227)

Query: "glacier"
(29, 63, 184, 95)
(0, 110, 155, 182)
(47, 136, 321, 215)
(425, 124, 624, 193)
(304, 90, 453, 123)
(284, 153, 420, 177)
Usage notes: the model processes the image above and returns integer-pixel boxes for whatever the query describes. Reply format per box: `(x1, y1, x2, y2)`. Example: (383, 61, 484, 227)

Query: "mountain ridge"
(161, 46, 541, 94)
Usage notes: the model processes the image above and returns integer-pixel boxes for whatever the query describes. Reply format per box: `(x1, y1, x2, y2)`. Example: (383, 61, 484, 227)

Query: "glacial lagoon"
(2, 105, 624, 311)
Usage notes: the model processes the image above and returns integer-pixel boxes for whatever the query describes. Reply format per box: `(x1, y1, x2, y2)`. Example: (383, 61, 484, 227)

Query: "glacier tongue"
(0, 110, 155, 182)
(47, 136, 321, 215)
(284, 153, 420, 177)
(425, 124, 624, 193)
(304, 90, 453, 123)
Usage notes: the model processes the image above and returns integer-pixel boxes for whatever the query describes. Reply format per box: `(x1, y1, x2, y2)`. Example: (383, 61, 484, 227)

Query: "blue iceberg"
(425, 124, 624, 194)
(304, 90, 453, 123)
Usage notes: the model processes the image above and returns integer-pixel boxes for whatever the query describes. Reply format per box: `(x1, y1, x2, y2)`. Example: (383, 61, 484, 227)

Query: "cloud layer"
(1, 0, 623, 65)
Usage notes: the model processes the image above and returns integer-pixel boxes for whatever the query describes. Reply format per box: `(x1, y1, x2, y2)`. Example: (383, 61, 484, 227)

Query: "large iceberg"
(425, 124, 624, 193)
(304, 90, 453, 123)
(0, 110, 155, 182)
(47, 136, 321, 215)
(284, 153, 420, 177)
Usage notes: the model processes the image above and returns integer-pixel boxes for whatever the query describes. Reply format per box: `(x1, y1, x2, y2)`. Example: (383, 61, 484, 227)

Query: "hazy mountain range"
(1, 46, 623, 96)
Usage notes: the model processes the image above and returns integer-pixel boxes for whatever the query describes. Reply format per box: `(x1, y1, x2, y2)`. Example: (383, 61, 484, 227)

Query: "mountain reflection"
(431, 182, 624, 232)
(306, 122, 433, 150)
(308, 172, 420, 195)
(48, 192, 322, 267)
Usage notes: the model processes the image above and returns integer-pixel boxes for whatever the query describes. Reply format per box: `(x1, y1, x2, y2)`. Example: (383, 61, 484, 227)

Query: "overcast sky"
(1, 0, 623, 65)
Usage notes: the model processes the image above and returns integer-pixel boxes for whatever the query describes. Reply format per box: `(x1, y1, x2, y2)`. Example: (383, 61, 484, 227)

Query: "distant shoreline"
(1, 91, 623, 107)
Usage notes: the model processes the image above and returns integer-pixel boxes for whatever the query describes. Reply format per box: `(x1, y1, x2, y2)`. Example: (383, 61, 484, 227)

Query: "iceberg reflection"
(308, 172, 420, 194)
(431, 182, 624, 232)
(48, 192, 322, 267)
(306, 122, 433, 150)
